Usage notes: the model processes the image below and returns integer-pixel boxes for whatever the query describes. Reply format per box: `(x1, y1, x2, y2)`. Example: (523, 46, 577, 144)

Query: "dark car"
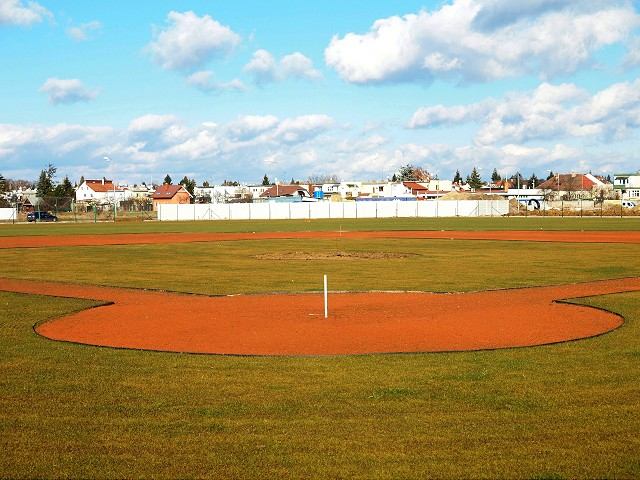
(27, 211, 58, 222)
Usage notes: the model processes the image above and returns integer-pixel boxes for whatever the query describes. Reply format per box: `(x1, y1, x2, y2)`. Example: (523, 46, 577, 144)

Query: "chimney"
(102, 177, 105, 185)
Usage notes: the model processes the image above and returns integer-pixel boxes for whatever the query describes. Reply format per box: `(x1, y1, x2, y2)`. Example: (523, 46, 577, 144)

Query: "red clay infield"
(1, 277, 638, 356)
(2, 229, 640, 249)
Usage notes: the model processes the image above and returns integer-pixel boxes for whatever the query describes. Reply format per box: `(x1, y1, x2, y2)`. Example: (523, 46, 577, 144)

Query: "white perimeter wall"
(158, 200, 508, 221)
(0, 208, 17, 221)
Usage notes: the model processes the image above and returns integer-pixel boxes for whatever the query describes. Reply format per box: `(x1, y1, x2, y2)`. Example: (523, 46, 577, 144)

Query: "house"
(537, 173, 606, 200)
(75, 179, 127, 204)
(259, 184, 312, 201)
(152, 184, 192, 210)
(613, 172, 640, 199)
(401, 181, 453, 199)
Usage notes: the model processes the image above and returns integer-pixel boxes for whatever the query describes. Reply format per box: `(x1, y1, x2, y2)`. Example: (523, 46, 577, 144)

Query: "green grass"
(1, 238, 639, 294)
(1, 290, 639, 478)
(2, 216, 640, 237)
(1, 226, 640, 478)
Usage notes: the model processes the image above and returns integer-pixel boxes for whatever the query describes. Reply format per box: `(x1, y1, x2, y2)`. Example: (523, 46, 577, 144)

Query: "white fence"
(158, 200, 509, 221)
(0, 208, 17, 222)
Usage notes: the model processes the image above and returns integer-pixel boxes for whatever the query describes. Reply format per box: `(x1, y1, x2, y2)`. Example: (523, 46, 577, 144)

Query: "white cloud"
(39, 78, 98, 105)
(280, 52, 322, 80)
(408, 103, 493, 128)
(1, 113, 637, 184)
(66, 20, 101, 41)
(0, 0, 51, 26)
(272, 115, 334, 144)
(623, 37, 640, 68)
(408, 79, 640, 145)
(128, 114, 180, 133)
(325, 0, 639, 84)
(186, 70, 246, 93)
(244, 49, 322, 84)
(226, 115, 279, 140)
(146, 11, 240, 71)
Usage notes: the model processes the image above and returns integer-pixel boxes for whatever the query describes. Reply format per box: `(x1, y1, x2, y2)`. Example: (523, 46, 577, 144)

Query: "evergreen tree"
(547, 171, 555, 180)
(397, 164, 430, 182)
(391, 173, 398, 182)
(466, 167, 483, 189)
(528, 173, 539, 187)
(510, 172, 524, 188)
(179, 176, 196, 197)
(163, 174, 172, 185)
(262, 174, 270, 186)
(36, 164, 56, 197)
(491, 168, 501, 183)
(0, 173, 6, 193)
(79, 175, 85, 185)
(453, 169, 462, 184)
(52, 176, 74, 198)
(202, 180, 210, 187)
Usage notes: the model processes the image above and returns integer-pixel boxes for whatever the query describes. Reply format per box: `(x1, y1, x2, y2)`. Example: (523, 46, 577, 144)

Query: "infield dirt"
(1, 277, 639, 356)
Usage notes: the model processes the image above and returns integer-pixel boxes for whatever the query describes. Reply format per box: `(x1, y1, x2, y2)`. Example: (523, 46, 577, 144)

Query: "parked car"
(622, 200, 637, 208)
(26, 211, 58, 222)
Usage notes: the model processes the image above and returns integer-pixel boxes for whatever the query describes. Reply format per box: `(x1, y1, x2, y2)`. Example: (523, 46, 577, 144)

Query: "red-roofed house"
(152, 184, 192, 210)
(537, 173, 605, 199)
(76, 179, 126, 204)
(259, 185, 312, 200)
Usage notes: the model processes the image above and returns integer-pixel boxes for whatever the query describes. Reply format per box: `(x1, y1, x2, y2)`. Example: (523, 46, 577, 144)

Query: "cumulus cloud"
(471, 0, 575, 30)
(226, 115, 279, 140)
(244, 49, 322, 84)
(408, 103, 493, 128)
(146, 11, 240, 71)
(408, 79, 640, 145)
(624, 37, 640, 68)
(66, 20, 101, 41)
(0, 0, 51, 26)
(325, 0, 639, 84)
(1, 112, 637, 184)
(39, 78, 98, 105)
(186, 70, 246, 93)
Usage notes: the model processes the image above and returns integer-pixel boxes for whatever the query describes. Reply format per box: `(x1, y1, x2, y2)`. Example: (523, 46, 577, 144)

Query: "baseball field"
(1, 217, 639, 478)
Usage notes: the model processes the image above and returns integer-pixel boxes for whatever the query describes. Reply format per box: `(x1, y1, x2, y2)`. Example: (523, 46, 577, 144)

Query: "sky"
(1, 0, 640, 186)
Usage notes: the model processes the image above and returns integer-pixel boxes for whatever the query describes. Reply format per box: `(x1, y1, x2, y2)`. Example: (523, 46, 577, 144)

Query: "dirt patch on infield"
(255, 251, 412, 260)
(1, 277, 639, 356)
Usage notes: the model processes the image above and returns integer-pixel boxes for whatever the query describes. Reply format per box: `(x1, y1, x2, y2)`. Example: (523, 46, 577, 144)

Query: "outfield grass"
(1, 225, 639, 478)
(1, 216, 640, 237)
(1, 238, 640, 294)
(1, 290, 639, 478)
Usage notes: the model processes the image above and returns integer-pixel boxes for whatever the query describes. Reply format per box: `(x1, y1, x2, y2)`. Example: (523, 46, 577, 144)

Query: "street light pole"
(104, 156, 116, 222)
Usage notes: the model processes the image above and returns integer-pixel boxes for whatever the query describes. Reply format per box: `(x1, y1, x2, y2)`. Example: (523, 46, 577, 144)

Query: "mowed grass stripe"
(2, 216, 640, 237)
(1, 238, 639, 295)
(1, 290, 639, 478)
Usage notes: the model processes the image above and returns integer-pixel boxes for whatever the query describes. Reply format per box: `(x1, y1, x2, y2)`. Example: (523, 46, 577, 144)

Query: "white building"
(75, 179, 127, 204)
(613, 172, 640, 199)
(194, 185, 251, 203)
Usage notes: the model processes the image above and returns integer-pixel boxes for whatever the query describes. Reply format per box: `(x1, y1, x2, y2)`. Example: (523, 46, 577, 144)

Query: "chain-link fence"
(508, 198, 640, 217)
(12, 196, 156, 223)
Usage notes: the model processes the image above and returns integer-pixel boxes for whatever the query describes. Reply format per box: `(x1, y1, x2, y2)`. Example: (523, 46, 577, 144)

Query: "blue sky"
(1, 0, 640, 185)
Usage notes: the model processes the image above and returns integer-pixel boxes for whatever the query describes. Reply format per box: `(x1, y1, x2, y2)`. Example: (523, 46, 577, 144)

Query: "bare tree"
(307, 174, 340, 184)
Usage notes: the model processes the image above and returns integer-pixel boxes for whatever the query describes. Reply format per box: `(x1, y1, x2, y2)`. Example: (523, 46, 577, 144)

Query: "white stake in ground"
(324, 274, 328, 319)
